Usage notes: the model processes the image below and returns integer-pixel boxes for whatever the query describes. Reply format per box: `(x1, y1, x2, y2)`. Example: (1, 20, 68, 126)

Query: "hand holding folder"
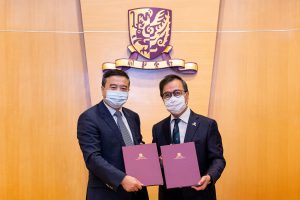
(122, 142, 201, 189)
(120, 175, 143, 192)
(161, 142, 201, 189)
(122, 143, 163, 186)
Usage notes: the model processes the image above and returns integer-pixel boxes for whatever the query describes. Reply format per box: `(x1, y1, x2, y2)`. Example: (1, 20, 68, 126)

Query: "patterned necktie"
(114, 111, 133, 146)
(172, 118, 180, 144)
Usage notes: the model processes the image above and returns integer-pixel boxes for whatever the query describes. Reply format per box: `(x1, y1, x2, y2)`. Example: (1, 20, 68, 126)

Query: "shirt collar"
(103, 101, 123, 116)
(170, 107, 191, 124)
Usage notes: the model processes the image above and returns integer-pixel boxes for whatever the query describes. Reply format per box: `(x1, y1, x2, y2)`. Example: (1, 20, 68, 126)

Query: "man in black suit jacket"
(152, 74, 226, 200)
(77, 70, 148, 200)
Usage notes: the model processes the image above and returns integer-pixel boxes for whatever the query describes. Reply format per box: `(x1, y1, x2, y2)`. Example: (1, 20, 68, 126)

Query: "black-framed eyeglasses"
(162, 90, 185, 100)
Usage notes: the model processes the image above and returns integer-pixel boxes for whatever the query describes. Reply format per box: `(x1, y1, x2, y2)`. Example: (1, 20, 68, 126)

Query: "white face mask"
(164, 95, 187, 115)
(104, 90, 128, 109)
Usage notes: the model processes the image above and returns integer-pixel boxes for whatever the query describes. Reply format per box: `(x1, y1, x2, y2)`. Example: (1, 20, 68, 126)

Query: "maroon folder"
(122, 143, 163, 186)
(161, 142, 201, 189)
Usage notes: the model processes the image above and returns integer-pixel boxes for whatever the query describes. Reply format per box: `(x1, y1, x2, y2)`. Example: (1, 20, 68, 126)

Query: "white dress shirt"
(170, 108, 191, 143)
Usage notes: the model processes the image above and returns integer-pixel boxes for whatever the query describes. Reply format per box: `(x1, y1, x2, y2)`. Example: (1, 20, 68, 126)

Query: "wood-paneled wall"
(0, 1, 89, 200)
(1, 0, 300, 200)
(210, 0, 300, 199)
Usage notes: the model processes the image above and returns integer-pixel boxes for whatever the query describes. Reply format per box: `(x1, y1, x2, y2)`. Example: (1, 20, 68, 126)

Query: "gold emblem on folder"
(136, 153, 147, 160)
(174, 152, 185, 159)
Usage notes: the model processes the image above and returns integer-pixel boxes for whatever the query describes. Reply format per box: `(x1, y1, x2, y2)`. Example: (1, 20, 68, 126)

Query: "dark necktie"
(114, 111, 133, 146)
(172, 118, 180, 144)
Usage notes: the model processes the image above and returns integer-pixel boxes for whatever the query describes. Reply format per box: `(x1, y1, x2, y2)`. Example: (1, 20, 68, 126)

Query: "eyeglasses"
(162, 90, 185, 100)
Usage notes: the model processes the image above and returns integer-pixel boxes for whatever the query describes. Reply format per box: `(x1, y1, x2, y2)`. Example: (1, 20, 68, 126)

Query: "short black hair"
(101, 69, 130, 87)
(159, 74, 188, 97)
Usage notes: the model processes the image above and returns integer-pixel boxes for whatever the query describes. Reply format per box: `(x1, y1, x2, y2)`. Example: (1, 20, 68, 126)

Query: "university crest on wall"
(102, 7, 198, 74)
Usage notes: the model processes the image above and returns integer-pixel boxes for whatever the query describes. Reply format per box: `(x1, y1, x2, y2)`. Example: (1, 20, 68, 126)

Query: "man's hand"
(121, 175, 143, 192)
(192, 175, 211, 191)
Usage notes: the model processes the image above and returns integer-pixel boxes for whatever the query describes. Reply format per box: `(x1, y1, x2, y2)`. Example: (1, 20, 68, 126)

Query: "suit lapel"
(184, 110, 200, 143)
(161, 116, 172, 145)
(97, 101, 125, 145)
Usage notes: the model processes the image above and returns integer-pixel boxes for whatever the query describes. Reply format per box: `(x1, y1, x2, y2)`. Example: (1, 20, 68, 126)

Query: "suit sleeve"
(152, 125, 156, 143)
(77, 113, 126, 191)
(152, 125, 162, 156)
(206, 120, 226, 184)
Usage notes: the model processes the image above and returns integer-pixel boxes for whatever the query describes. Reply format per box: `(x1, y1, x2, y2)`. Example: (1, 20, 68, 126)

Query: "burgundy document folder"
(161, 142, 201, 189)
(122, 143, 163, 186)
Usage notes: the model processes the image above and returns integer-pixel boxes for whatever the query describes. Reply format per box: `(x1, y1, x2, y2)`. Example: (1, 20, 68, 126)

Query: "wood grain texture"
(0, 0, 82, 31)
(81, 0, 220, 31)
(0, 32, 89, 200)
(209, 1, 300, 199)
(219, 0, 300, 30)
(0, 1, 89, 199)
(211, 31, 300, 200)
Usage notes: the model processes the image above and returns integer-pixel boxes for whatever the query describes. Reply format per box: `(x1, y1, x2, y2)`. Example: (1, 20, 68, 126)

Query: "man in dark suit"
(152, 74, 226, 200)
(77, 70, 148, 200)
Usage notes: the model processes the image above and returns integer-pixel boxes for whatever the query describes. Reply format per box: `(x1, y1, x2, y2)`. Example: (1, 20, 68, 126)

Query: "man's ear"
(101, 86, 105, 97)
